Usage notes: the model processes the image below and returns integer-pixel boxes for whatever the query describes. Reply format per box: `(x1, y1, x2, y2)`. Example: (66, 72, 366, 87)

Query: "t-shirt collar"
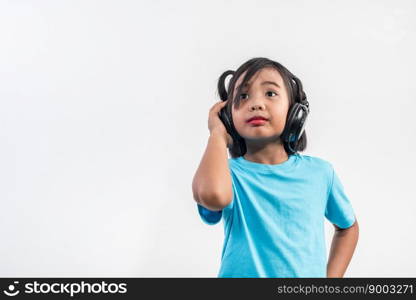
(233, 153, 299, 173)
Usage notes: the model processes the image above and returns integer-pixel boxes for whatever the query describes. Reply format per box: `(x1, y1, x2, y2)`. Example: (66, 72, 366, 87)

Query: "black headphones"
(217, 70, 310, 156)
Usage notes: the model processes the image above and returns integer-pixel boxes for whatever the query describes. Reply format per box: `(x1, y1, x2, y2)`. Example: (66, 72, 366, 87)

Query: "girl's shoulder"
(296, 153, 334, 171)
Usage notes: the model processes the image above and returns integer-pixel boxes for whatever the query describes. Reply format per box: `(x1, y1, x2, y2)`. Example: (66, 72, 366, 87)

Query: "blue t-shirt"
(196, 153, 356, 278)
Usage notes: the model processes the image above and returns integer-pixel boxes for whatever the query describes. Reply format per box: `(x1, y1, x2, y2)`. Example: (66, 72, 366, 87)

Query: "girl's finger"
(211, 100, 228, 112)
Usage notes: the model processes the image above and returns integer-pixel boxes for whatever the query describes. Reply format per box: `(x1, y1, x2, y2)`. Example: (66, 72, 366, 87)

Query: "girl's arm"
(192, 100, 233, 211)
(192, 129, 233, 211)
(326, 219, 359, 277)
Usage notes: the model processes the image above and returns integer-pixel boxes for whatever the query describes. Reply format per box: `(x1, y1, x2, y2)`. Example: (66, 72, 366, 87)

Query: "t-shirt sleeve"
(197, 203, 222, 225)
(325, 165, 356, 229)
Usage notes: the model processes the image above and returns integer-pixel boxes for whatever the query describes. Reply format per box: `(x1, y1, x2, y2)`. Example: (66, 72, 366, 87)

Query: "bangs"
(227, 63, 294, 112)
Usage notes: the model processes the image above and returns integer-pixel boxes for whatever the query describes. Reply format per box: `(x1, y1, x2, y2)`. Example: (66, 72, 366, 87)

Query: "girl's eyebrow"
(261, 81, 281, 88)
(236, 80, 281, 91)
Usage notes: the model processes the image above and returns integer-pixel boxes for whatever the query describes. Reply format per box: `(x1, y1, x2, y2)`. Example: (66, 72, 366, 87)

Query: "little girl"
(192, 57, 359, 278)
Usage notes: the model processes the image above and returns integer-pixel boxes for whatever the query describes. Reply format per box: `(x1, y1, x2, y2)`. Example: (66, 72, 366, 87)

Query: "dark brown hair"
(217, 57, 308, 158)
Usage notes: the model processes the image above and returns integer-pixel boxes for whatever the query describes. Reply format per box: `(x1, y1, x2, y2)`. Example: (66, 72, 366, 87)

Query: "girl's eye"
(239, 93, 249, 100)
(239, 91, 278, 100)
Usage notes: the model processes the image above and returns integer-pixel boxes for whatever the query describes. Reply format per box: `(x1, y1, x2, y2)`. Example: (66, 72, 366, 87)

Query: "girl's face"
(231, 67, 290, 143)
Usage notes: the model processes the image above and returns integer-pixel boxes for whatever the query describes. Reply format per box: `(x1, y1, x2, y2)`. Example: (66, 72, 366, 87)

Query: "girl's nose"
(249, 103, 265, 111)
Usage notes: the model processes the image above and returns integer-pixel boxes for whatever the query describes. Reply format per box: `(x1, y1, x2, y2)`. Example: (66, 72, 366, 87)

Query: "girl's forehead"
(234, 67, 283, 91)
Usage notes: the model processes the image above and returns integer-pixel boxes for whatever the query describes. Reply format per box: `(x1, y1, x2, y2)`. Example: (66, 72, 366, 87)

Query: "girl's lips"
(247, 119, 267, 125)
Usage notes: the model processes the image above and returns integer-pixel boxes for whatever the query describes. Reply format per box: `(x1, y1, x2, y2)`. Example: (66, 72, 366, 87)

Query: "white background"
(1, 0, 415, 277)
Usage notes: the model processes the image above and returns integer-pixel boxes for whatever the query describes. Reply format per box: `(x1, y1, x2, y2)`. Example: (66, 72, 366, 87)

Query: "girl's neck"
(243, 140, 289, 165)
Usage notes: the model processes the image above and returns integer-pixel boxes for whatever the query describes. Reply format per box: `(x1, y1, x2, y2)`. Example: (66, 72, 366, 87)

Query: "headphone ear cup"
(296, 106, 308, 138)
(282, 103, 309, 144)
(281, 103, 298, 143)
(218, 106, 233, 135)
(219, 106, 241, 141)
(218, 104, 246, 156)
